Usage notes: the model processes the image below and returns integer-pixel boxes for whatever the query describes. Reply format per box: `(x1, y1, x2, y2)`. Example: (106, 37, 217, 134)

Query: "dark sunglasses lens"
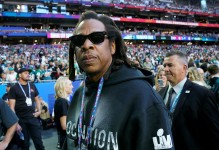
(71, 35, 86, 47)
(89, 32, 106, 44)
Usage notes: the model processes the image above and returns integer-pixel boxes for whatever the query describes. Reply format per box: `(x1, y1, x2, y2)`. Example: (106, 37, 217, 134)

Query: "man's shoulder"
(187, 81, 212, 97)
(0, 99, 4, 106)
(2, 93, 8, 100)
(29, 82, 37, 87)
(0, 99, 9, 114)
(10, 83, 19, 90)
(215, 77, 219, 84)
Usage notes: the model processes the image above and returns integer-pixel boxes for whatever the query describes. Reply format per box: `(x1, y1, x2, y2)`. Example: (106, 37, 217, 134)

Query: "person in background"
(58, 62, 68, 77)
(0, 99, 18, 150)
(34, 64, 43, 82)
(0, 73, 8, 84)
(159, 50, 219, 150)
(6, 68, 17, 83)
(188, 67, 209, 88)
(188, 58, 196, 68)
(3, 62, 11, 75)
(143, 57, 154, 71)
(197, 67, 207, 84)
(28, 66, 36, 83)
(66, 11, 173, 150)
(41, 65, 52, 81)
(0, 66, 3, 77)
(48, 60, 57, 80)
(54, 77, 73, 149)
(2, 83, 14, 105)
(207, 64, 219, 102)
(8, 68, 45, 150)
(38, 48, 45, 64)
(200, 62, 209, 83)
(154, 67, 168, 91)
(39, 97, 53, 130)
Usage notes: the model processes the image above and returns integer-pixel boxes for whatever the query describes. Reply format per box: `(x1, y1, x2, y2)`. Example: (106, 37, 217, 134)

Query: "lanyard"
(18, 82, 31, 98)
(78, 77, 104, 149)
(170, 90, 182, 113)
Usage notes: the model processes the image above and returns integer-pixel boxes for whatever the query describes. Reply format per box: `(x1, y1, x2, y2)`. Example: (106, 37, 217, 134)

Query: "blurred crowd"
(127, 44, 219, 71)
(122, 30, 219, 38)
(1, 28, 218, 39)
(0, 43, 218, 84)
(84, 0, 217, 13)
(0, 44, 69, 83)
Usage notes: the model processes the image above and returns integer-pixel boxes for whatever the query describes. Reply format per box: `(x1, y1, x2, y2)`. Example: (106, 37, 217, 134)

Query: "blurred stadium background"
(0, 0, 218, 45)
(0, 0, 218, 149)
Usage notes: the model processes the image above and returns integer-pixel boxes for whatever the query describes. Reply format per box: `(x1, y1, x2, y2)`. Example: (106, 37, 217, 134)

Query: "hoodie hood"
(66, 63, 172, 150)
(104, 64, 154, 86)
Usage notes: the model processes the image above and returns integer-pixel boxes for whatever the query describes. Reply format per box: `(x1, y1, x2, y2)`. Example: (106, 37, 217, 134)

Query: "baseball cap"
(18, 68, 32, 74)
(8, 67, 14, 71)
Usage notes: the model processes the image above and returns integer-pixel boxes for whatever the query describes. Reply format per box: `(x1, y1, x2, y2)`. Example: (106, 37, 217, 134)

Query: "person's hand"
(33, 111, 41, 118)
(16, 124, 22, 133)
(0, 141, 9, 150)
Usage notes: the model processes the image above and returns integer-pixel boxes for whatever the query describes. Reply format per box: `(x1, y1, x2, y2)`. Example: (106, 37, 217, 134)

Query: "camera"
(158, 79, 164, 87)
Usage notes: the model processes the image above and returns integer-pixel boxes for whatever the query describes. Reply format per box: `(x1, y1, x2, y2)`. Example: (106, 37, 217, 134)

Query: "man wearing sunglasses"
(66, 11, 174, 150)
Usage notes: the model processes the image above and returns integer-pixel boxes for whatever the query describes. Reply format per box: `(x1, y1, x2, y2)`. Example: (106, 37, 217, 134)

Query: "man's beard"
(21, 77, 29, 82)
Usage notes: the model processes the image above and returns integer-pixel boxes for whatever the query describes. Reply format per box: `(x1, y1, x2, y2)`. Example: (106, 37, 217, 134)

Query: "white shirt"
(165, 78, 187, 105)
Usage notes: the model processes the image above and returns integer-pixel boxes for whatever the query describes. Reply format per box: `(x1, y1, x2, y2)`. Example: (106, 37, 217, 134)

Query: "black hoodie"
(65, 64, 174, 150)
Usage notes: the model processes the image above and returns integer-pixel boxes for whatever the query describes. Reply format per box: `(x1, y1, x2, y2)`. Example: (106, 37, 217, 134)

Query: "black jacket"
(65, 65, 174, 150)
(209, 77, 219, 103)
(159, 79, 219, 150)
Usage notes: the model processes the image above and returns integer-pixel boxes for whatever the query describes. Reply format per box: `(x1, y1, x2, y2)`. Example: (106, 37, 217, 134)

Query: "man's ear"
(183, 64, 188, 74)
(184, 64, 188, 70)
(110, 41, 116, 55)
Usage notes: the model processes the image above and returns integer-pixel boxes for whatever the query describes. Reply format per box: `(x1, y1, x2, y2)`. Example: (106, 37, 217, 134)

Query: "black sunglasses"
(69, 31, 108, 47)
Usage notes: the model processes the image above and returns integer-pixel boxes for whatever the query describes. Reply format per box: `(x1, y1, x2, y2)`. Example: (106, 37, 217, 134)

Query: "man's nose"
(81, 38, 94, 50)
